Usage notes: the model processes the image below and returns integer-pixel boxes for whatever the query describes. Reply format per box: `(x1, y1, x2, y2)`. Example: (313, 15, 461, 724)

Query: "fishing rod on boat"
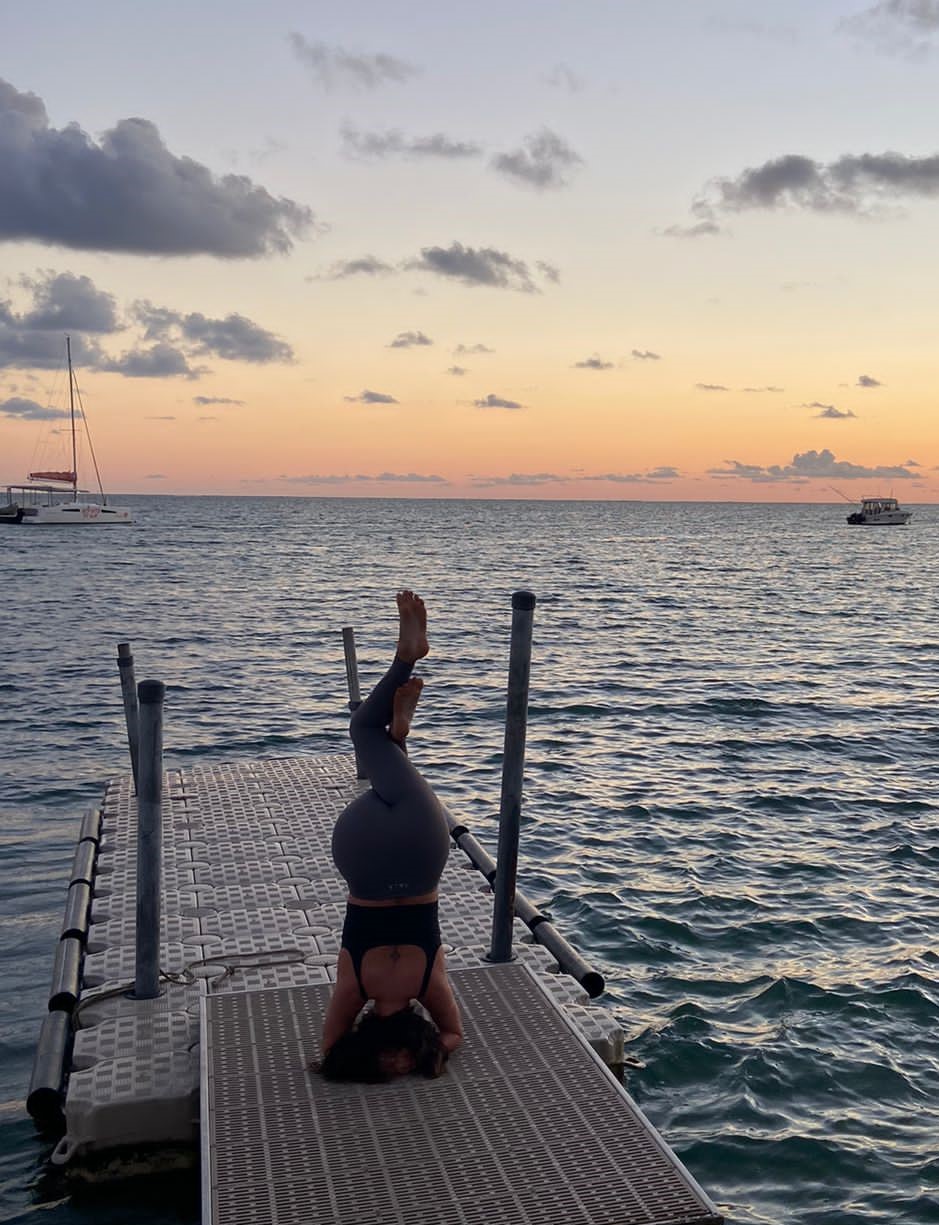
(829, 485, 856, 504)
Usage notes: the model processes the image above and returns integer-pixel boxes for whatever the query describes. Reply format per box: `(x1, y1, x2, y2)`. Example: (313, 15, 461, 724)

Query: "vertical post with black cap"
(134, 679, 164, 1000)
(117, 642, 140, 791)
(489, 590, 536, 963)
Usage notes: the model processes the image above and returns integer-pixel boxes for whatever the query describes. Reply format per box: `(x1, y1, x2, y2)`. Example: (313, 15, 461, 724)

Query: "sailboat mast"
(67, 335, 77, 496)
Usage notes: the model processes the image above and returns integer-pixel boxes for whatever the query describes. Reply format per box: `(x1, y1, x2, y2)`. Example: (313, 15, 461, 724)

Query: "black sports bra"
(341, 901, 441, 1001)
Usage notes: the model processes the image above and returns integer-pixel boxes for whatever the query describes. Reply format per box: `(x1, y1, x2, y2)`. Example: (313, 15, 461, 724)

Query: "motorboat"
(846, 497, 912, 526)
(1, 337, 132, 525)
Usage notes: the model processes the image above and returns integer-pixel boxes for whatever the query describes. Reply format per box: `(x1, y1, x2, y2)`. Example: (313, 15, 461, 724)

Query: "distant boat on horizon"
(846, 496, 912, 526)
(1, 337, 132, 525)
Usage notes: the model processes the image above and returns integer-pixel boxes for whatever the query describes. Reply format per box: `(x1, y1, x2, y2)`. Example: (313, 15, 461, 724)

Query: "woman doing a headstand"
(317, 590, 463, 1082)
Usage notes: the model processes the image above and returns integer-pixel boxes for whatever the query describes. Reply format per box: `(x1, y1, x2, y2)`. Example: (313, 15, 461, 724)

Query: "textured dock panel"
(202, 963, 722, 1225)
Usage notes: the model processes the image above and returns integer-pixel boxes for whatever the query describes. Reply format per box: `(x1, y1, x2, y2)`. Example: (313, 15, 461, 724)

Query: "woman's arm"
(422, 962, 463, 1053)
(321, 961, 364, 1053)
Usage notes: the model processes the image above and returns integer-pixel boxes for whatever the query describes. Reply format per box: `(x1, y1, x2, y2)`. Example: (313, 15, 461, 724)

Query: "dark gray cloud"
(17, 271, 119, 332)
(678, 148, 939, 233)
(815, 405, 857, 418)
(840, 1, 939, 54)
(709, 448, 915, 482)
(536, 261, 561, 283)
(491, 128, 583, 190)
(631, 349, 661, 361)
(447, 365, 467, 376)
(193, 395, 245, 406)
(743, 385, 784, 392)
(0, 79, 312, 257)
(0, 322, 104, 370)
(0, 394, 67, 420)
(318, 255, 396, 280)
(696, 382, 729, 391)
(344, 389, 398, 404)
(288, 34, 420, 89)
(454, 343, 494, 355)
(857, 373, 883, 387)
(473, 393, 524, 409)
(341, 124, 481, 160)
(388, 330, 432, 349)
(144, 473, 167, 478)
(410, 243, 544, 292)
(132, 302, 293, 363)
(573, 355, 613, 370)
(106, 344, 201, 379)
(663, 218, 724, 239)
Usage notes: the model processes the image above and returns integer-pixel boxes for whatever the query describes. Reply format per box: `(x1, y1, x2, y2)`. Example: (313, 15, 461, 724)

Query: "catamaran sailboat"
(1, 338, 132, 525)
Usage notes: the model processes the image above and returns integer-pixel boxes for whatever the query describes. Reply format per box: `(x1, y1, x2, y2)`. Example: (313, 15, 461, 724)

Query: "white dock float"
(202, 963, 723, 1225)
(56, 754, 625, 1166)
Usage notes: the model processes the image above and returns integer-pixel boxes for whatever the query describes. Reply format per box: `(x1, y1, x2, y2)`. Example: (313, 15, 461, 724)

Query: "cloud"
(146, 415, 177, 420)
(344, 389, 398, 404)
(631, 349, 662, 361)
(318, 255, 396, 279)
(144, 473, 166, 479)
(573, 355, 613, 370)
(814, 405, 857, 418)
(491, 128, 583, 190)
(341, 125, 481, 160)
(590, 466, 680, 482)
(704, 16, 798, 42)
(663, 219, 724, 238)
(454, 343, 494, 355)
(840, 1, 939, 54)
(536, 261, 561, 284)
(193, 395, 245, 406)
(288, 34, 420, 89)
(388, 330, 432, 349)
(743, 385, 784, 392)
(409, 242, 545, 292)
(544, 63, 584, 92)
(678, 148, 939, 232)
(0, 78, 313, 257)
(472, 472, 566, 487)
(281, 471, 446, 485)
(857, 373, 883, 387)
(132, 302, 293, 362)
(709, 448, 915, 482)
(104, 343, 201, 379)
(447, 365, 467, 376)
(696, 382, 729, 391)
(0, 394, 68, 420)
(472, 393, 524, 409)
(17, 271, 120, 332)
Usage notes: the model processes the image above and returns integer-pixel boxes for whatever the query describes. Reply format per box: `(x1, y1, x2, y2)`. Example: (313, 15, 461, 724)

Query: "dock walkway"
(47, 752, 722, 1221)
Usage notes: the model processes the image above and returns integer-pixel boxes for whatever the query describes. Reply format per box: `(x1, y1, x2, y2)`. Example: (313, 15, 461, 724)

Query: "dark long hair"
(315, 1006, 448, 1083)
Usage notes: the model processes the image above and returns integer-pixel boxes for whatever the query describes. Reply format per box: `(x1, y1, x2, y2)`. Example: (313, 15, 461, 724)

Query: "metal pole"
(117, 643, 139, 791)
(489, 590, 536, 963)
(134, 680, 164, 1000)
(342, 626, 366, 780)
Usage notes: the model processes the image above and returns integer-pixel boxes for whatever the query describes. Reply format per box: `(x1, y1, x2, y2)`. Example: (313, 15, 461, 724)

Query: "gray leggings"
(330, 656, 451, 900)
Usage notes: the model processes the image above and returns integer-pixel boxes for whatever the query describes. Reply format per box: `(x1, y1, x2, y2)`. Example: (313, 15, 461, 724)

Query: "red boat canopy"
(29, 470, 76, 483)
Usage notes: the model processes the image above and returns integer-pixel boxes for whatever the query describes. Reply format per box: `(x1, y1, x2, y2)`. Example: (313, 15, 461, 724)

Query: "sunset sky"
(2, 0, 939, 500)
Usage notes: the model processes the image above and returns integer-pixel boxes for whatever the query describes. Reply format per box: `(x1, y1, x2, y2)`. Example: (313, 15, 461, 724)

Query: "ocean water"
(2, 496, 938, 1224)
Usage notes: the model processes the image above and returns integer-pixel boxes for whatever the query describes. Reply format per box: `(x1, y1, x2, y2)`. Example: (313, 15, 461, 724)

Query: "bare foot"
(390, 677, 423, 743)
(396, 590, 429, 664)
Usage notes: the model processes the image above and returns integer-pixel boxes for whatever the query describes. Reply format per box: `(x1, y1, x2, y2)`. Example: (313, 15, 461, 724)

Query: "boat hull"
(846, 511, 912, 525)
(18, 502, 133, 525)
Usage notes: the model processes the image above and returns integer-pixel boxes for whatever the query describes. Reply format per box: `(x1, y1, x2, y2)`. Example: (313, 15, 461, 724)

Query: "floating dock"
(32, 751, 722, 1222)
